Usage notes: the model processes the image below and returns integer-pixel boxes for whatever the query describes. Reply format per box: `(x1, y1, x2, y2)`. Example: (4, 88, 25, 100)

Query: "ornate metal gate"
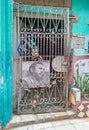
(13, 3, 69, 114)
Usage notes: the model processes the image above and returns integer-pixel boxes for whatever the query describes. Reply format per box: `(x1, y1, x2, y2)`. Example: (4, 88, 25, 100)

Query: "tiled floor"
(72, 102, 89, 118)
(9, 118, 89, 130)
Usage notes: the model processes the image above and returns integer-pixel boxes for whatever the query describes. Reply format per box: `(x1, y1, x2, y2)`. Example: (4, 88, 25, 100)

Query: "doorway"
(13, 3, 69, 114)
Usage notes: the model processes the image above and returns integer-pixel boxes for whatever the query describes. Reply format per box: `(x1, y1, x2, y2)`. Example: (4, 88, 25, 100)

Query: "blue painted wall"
(72, 0, 89, 56)
(72, 0, 89, 35)
(0, 0, 13, 127)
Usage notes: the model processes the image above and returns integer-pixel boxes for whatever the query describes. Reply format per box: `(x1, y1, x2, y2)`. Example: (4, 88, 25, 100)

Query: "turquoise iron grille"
(0, 0, 13, 127)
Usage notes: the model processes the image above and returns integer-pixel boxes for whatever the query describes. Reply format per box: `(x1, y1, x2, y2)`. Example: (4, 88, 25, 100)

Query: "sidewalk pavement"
(4, 110, 76, 129)
(7, 118, 89, 130)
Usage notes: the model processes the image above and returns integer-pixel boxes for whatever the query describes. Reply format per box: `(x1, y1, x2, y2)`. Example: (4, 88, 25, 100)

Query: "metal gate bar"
(13, 3, 69, 114)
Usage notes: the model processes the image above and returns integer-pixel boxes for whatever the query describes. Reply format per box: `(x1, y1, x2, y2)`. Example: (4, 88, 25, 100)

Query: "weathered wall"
(72, 0, 89, 56)
(70, 0, 89, 92)
(14, 0, 71, 8)
(72, 0, 89, 36)
(0, 0, 13, 127)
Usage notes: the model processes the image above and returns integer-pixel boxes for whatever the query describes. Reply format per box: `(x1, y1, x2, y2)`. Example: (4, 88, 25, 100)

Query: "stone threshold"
(4, 110, 76, 130)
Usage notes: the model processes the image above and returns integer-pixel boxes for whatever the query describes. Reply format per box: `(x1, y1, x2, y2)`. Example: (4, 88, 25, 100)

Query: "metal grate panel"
(13, 3, 69, 114)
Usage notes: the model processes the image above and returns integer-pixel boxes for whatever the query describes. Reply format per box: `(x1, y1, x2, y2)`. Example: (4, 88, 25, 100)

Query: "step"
(4, 110, 76, 130)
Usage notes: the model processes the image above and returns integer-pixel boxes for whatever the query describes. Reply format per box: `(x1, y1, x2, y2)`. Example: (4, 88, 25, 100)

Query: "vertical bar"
(66, 8, 69, 109)
(49, 9, 51, 102)
(37, 8, 39, 59)
(24, 6, 27, 61)
(13, 15, 17, 112)
(17, 4, 20, 49)
(43, 7, 45, 59)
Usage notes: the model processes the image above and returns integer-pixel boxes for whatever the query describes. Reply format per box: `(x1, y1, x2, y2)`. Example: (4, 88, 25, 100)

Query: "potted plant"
(82, 75, 89, 100)
(74, 69, 89, 100)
